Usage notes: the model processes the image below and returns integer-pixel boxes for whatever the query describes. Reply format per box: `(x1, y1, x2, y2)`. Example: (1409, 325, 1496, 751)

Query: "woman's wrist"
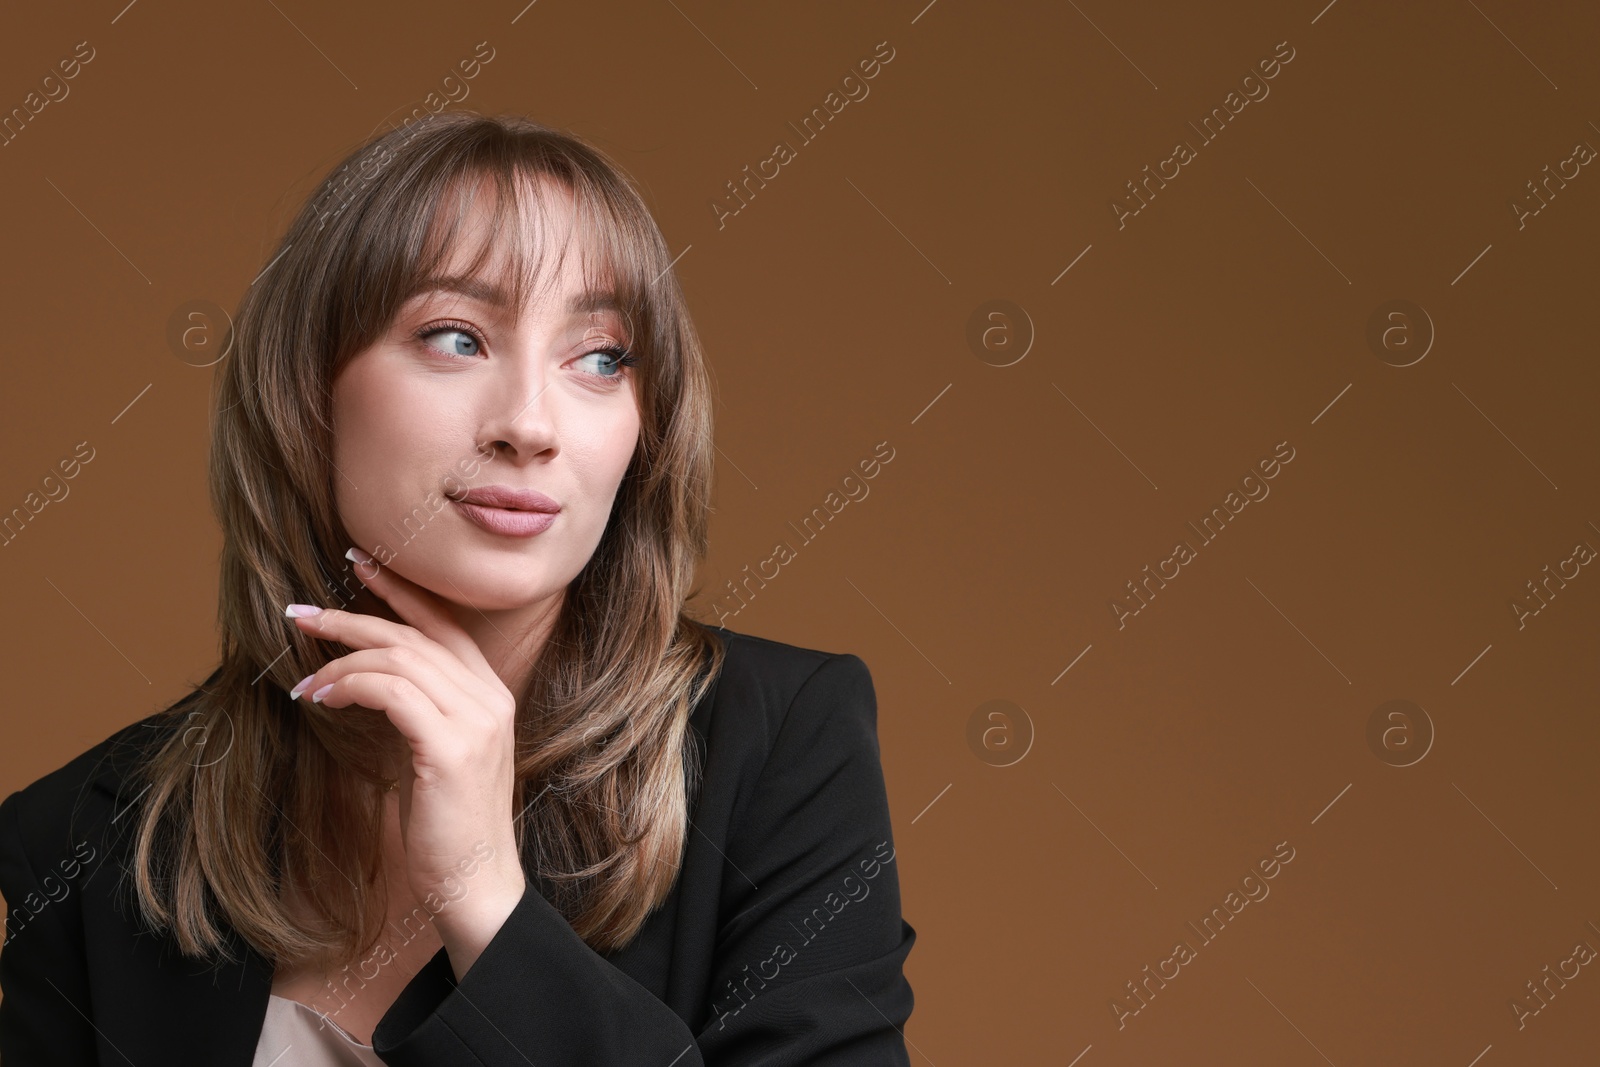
(434, 867, 528, 981)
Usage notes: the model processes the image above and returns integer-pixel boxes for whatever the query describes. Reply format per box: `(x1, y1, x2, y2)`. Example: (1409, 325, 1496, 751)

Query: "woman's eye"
(575, 347, 631, 379)
(421, 328, 481, 358)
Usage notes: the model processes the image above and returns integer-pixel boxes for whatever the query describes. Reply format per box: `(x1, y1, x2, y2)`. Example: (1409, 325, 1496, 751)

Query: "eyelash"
(413, 319, 638, 382)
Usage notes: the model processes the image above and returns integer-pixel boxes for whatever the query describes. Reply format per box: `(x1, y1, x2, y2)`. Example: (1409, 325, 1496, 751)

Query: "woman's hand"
(283, 544, 527, 980)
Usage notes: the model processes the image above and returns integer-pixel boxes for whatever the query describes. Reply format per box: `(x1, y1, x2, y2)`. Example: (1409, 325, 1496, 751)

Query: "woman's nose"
(479, 367, 558, 460)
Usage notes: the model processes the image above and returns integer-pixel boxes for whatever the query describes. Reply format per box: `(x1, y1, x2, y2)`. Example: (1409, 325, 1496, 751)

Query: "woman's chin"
(428, 577, 563, 617)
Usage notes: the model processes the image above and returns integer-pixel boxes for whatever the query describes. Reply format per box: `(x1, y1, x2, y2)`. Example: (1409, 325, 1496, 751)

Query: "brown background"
(3, 0, 1598, 1061)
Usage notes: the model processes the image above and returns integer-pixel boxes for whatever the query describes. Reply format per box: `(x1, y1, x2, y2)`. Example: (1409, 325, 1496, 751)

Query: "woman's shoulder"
(0, 709, 177, 873)
(3, 665, 225, 840)
(704, 622, 872, 696)
(705, 622, 856, 677)
(698, 622, 879, 752)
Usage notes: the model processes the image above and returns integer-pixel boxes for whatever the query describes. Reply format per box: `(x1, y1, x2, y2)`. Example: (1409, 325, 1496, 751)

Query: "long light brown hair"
(123, 111, 725, 969)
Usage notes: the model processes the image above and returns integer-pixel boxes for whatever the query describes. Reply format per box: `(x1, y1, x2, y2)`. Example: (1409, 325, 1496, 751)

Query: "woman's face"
(329, 179, 641, 652)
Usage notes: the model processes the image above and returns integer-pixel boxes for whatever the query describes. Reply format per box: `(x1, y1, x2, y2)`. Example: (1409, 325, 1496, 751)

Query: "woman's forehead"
(423, 235, 623, 319)
(432, 171, 580, 247)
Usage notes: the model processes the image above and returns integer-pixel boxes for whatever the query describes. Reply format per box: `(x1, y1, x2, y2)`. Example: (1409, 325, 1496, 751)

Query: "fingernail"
(311, 683, 335, 703)
(346, 546, 375, 566)
(288, 673, 317, 700)
(285, 604, 323, 618)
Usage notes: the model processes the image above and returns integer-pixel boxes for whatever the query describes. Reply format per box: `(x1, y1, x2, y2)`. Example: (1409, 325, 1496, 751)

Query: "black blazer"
(0, 626, 916, 1065)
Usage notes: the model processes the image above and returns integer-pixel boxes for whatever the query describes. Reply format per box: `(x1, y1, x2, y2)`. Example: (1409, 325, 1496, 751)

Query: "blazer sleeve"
(0, 790, 100, 1065)
(372, 652, 917, 1066)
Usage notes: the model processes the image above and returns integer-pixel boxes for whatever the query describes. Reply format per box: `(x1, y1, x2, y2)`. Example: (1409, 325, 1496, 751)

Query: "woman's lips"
(450, 499, 558, 537)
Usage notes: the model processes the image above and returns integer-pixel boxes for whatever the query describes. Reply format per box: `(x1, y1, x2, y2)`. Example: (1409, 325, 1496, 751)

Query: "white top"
(251, 993, 387, 1066)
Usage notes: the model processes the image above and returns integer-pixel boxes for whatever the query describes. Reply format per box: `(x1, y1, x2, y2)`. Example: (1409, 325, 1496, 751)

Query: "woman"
(0, 112, 915, 1065)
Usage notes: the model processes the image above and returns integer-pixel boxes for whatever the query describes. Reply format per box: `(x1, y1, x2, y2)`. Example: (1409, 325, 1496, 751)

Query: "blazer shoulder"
(0, 710, 176, 869)
(700, 623, 875, 750)
(705, 622, 863, 693)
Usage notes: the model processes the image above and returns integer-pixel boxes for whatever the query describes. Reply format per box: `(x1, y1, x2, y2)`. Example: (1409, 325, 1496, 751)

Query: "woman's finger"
(286, 603, 463, 684)
(305, 670, 446, 753)
(343, 545, 498, 680)
(288, 645, 479, 721)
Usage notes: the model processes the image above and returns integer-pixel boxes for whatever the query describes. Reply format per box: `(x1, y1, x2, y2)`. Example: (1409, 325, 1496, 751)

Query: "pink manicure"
(285, 604, 323, 618)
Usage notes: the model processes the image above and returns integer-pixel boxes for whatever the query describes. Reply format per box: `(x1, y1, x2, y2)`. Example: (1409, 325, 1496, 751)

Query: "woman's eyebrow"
(410, 275, 512, 307)
(566, 288, 623, 317)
